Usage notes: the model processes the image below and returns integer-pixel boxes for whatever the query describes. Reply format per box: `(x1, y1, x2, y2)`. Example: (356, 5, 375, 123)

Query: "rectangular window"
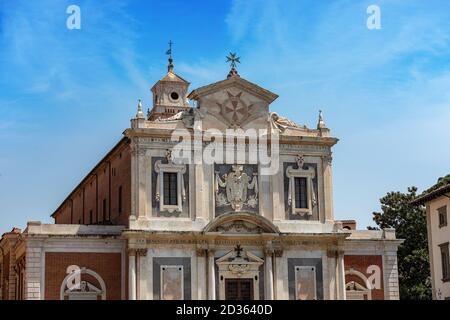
(163, 172, 178, 205)
(294, 177, 308, 209)
(118, 186, 123, 214)
(103, 198, 107, 222)
(438, 206, 448, 228)
(440, 243, 450, 282)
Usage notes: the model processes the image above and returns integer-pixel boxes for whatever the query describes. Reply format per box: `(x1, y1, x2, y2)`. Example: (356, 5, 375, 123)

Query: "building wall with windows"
(51, 139, 132, 226)
(412, 175, 450, 300)
(413, 181, 450, 300)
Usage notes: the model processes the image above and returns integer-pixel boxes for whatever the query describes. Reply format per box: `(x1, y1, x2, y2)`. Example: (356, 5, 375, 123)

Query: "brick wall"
(44, 252, 122, 300)
(344, 255, 384, 300)
(53, 139, 131, 227)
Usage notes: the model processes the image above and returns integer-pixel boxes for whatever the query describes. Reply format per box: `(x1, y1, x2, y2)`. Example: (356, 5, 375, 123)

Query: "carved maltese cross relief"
(217, 91, 250, 126)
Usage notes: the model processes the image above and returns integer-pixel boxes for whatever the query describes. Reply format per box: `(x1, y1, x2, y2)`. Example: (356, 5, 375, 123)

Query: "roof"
(411, 176, 450, 205)
(150, 71, 190, 92)
(160, 71, 189, 84)
(187, 74, 278, 103)
(51, 137, 130, 218)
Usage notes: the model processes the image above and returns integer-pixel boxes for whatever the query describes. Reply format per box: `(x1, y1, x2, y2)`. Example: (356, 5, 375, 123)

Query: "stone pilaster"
(264, 249, 274, 300)
(207, 250, 216, 300)
(137, 249, 147, 300)
(322, 154, 334, 223)
(326, 249, 337, 300)
(8, 250, 16, 300)
(24, 246, 42, 300)
(128, 249, 137, 300)
(336, 250, 346, 300)
(383, 247, 400, 300)
(196, 248, 207, 300)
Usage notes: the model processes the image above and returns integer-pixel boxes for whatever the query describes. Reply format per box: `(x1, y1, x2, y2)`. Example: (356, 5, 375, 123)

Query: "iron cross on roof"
(226, 52, 240, 69)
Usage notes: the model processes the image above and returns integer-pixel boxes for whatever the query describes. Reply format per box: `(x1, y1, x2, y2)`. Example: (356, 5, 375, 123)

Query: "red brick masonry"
(344, 255, 384, 300)
(45, 252, 122, 300)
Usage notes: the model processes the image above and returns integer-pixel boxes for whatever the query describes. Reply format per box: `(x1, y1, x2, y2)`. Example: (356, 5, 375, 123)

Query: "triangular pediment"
(188, 75, 278, 103)
(187, 75, 278, 130)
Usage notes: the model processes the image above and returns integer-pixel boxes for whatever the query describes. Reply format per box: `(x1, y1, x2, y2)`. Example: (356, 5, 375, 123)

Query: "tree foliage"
(369, 186, 432, 300)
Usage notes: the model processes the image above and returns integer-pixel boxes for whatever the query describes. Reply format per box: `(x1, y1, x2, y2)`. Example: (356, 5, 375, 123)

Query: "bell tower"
(147, 42, 190, 121)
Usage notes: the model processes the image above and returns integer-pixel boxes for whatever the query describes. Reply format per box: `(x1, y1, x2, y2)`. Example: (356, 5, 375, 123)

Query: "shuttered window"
(163, 172, 178, 205)
(294, 177, 308, 209)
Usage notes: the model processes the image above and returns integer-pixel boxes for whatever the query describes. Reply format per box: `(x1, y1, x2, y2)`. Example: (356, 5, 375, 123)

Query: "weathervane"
(226, 52, 240, 70)
(166, 40, 173, 58)
(166, 40, 174, 72)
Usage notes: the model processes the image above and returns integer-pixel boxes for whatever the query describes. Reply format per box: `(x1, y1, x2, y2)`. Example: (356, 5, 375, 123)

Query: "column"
(265, 250, 274, 300)
(128, 250, 136, 300)
(208, 250, 216, 300)
(137, 249, 147, 300)
(336, 250, 346, 300)
(197, 249, 207, 300)
(326, 250, 337, 300)
(322, 155, 334, 223)
(8, 250, 16, 300)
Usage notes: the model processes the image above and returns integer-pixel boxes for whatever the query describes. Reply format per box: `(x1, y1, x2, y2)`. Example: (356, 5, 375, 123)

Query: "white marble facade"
(121, 63, 402, 300)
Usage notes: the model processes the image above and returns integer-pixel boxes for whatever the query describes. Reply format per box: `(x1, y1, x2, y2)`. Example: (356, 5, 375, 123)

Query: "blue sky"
(1, 0, 450, 232)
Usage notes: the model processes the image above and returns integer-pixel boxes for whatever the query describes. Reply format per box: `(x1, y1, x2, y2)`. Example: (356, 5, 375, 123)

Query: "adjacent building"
(412, 175, 450, 300)
(0, 56, 403, 300)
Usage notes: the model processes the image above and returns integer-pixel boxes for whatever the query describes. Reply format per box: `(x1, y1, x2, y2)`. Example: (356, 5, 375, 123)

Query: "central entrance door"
(225, 278, 254, 300)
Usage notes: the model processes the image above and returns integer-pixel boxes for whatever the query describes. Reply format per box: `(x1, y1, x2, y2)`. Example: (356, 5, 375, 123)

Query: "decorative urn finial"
(317, 110, 326, 129)
(135, 99, 145, 120)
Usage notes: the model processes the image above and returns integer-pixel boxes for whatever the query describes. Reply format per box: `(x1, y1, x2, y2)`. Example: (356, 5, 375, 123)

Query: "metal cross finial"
(226, 52, 241, 69)
(166, 40, 173, 58)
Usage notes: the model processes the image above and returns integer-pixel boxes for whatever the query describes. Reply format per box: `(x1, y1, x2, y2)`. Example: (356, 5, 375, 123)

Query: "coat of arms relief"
(214, 164, 258, 212)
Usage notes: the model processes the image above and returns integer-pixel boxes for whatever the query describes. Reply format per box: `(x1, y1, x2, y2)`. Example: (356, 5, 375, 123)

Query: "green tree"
(369, 186, 432, 300)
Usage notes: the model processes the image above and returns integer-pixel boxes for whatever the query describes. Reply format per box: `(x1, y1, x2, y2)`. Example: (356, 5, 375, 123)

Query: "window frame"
(154, 159, 186, 213)
(163, 172, 178, 206)
(439, 242, 450, 282)
(286, 164, 316, 216)
(438, 206, 448, 228)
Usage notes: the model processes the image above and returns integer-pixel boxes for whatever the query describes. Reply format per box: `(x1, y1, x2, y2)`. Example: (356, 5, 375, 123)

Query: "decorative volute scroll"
(286, 154, 317, 216)
(154, 149, 187, 213)
(268, 112, 304, 133)
(215, 165, 258, 212)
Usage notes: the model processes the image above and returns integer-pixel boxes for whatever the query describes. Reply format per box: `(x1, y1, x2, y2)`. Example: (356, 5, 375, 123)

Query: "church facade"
(0, 56, 402, 300)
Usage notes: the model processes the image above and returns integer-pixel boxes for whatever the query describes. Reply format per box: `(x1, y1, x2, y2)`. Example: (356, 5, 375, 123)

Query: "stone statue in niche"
(215, 165, 258, 212)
